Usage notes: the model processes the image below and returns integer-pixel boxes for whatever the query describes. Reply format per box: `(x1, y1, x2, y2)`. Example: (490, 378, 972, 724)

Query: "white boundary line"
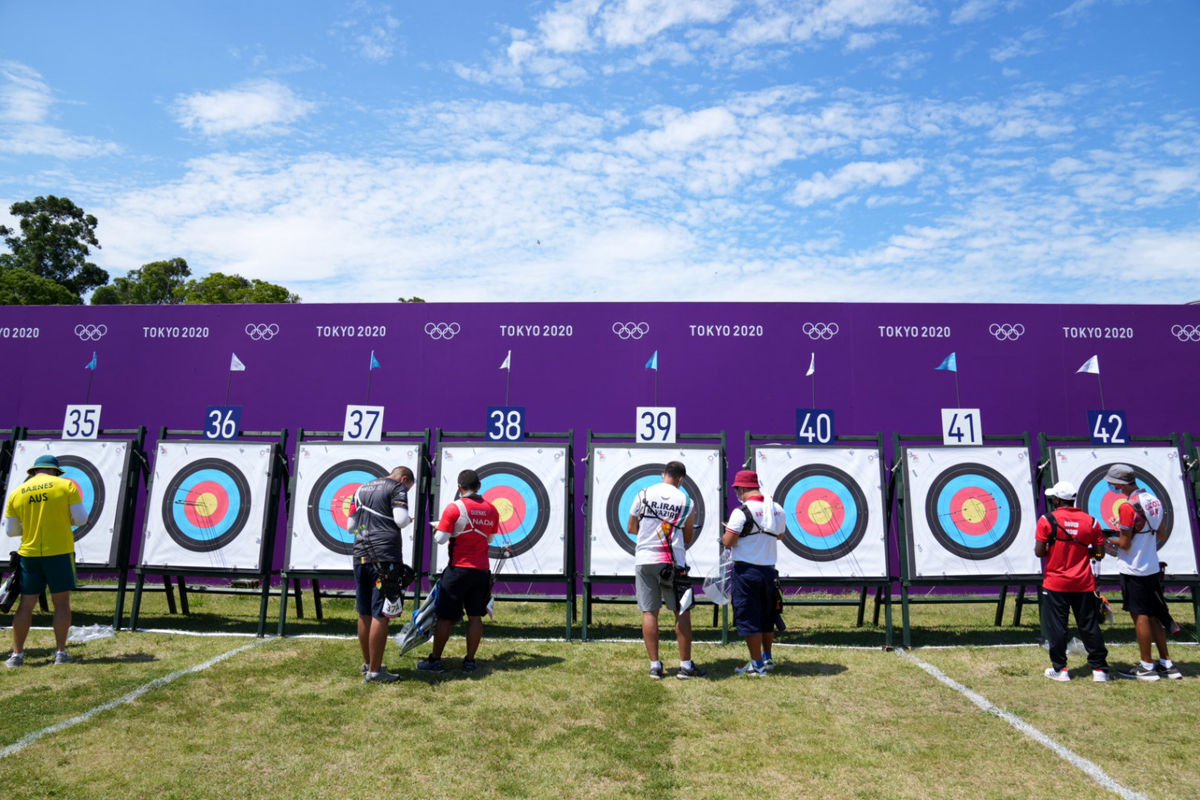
(0, 640, 263, 760)
(897, 649, 1149, 800)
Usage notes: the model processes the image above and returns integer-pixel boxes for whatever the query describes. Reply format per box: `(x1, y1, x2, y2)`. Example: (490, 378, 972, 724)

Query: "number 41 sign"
(941, 408, 982, 446)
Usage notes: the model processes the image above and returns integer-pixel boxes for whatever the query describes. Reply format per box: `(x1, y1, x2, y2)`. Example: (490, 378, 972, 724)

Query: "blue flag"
(369, 350, 381, 370)
(645, 350, 658, 370)
(84, 352, 97, 370)
(935, 352, 957, 372)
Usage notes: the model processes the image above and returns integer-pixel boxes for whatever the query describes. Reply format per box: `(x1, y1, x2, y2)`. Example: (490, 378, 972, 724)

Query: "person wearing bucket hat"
(1103, 464, 1182, 680)
(722, 470, 786, 677)
(4, 453, 88, 668)
(1034, 480, 1111, 682)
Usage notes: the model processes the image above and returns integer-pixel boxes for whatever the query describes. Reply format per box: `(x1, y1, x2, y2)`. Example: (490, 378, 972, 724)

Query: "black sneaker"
(676, 664, 708, 680)
(1156, 661, 1183, 680)
(417, 657, 445, 673)
(462, 658, 478, 672)
(649, 663, 664, 679)
(1119, 664, 1160, 681)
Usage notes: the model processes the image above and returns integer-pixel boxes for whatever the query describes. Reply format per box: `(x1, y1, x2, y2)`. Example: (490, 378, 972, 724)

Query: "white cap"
(1044, 480, 1076, 501)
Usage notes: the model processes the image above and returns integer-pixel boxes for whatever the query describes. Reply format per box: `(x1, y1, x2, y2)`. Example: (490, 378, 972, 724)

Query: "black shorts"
(1120, 573, 1170, 618)
(436, 566, 491, 620)
(731, 562, 777, 637)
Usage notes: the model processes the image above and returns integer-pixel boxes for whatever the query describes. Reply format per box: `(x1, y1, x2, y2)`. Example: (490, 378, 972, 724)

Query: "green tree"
(398, 296, 425, 302)
(92, 257, 192, 305)
(180, 272, 300, 304)
(0, 268, 79, 305)
(0, 195, 107, 301)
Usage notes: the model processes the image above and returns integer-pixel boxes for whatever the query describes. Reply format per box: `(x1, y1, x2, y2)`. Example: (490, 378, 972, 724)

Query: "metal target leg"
(130, 572, 146, 630)
(856, 586, 868, 627)
(277, 575, 290, 637)
(312, 579, 324, 620)
(873, 586, 884, 627)
(177, 577, 190, 616)
(993, 584, 1008, 627)
(163, 575, 177, 615)
(292, 578, 304, 620)
(1013, 583, 1026, 626)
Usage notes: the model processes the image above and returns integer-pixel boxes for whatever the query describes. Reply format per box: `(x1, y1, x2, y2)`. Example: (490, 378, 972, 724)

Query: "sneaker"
(1044, 667, 1070, 682)
(734, 661, 767, 677)
(649, 663, 664, 680)
(363, 668, 400, 683)
(462, 658, 477, 673)
(4, 652, 23, 668)
(1093, 668, 1112, 683)
(416, 657, 445, 673)
(676, 664, 708, 680)
(1156, 661, 1183, 680)
(53, 651, 72, 665)
(1119, 664, 1160, 681)
(762, 657, 776, 671)
(361, 663, 388, 675)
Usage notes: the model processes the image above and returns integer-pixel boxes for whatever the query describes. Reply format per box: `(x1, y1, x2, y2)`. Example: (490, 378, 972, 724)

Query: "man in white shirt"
(722, 470, 786, 677)
(626, 460, 705, 680)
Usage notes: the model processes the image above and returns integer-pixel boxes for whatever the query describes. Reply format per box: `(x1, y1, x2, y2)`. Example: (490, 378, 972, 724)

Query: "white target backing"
(750, 446, 888, 579)
(1050, 445, 1198, 577)
(5, 439, 133, 568)
(140, 441, 275, 572)
(287, 441, 424, 572)
(901, 446, 1041, 579)
(586, 444, 722, 578)
(432, 443, 568, 576)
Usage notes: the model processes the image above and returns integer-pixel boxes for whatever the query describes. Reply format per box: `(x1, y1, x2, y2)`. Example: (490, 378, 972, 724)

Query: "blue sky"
(1, 0, 1197, 303)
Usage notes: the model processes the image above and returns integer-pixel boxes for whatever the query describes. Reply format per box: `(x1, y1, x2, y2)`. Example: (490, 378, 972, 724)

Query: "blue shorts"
(354, 561, 394, 618)
(20, 553, 77, 596)
(731, 561, 776, 637)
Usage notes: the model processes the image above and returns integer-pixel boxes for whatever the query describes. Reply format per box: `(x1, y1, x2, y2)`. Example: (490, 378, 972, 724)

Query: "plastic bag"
(66, 624, 116, 643)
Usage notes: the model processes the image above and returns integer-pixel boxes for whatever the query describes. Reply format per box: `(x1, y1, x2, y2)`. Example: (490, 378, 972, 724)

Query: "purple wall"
(3, 301, 1199, 575)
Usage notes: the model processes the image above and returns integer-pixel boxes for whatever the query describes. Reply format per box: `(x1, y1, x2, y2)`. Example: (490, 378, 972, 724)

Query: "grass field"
(1, 585, 1197, 800)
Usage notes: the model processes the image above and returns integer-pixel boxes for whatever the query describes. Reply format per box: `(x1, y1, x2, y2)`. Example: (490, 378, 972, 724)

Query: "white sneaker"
(1093, 668, 1111, 682)
(4, 652, 23, 668)
(734, 661, 767, 677)
(1044, 667, 1070, 682)
(762, 657, 776, 671)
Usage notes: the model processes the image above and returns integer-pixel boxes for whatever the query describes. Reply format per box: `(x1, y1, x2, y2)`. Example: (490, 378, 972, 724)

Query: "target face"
(161, 458, 252, 552)
(1077, 464, 1174, 541)
(306, 459, 386, 555)
(57, 455, 105, 542)
(477, 461, 550, 559)
(923, 463, 1021, 560)
(774, 464, 868, 562)
(604, 464, 706, 556)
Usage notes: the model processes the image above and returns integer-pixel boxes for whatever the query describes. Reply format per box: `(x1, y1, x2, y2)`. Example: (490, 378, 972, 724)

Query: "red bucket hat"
(732, 469, 760, 488)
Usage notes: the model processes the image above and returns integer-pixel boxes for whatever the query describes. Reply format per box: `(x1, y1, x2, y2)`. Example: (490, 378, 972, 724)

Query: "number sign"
(1088, 410, 1128, 445)
(795, 409, 835, 445)
(343, 405, 385, 442)
(487, 406, 526, 441)
(941, 408, 983, 446)
(635, 406, 676, 443)
(203, 406, 243, 440)
(62, 405, 102, 440)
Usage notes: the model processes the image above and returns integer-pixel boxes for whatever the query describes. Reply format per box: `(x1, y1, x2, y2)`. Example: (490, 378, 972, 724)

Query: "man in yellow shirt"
(4, 454, 88, 667)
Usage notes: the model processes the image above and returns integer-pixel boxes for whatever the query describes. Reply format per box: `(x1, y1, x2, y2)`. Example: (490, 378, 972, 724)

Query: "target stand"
(581, 431, 725, 642)
(430, 428, 575, 641)
(129, 427, 287, 637)
(277, 428, 431, 636)
(894, 433, 1042, 648)
(1044, 432, 1200, 631)
(746, 433, 894, 648)
(5, 426, 148, 628)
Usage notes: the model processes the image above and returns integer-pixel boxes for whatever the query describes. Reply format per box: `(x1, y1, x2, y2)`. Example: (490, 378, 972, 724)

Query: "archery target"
(901, 447, 1041, 579)
(1050, 446, 1198, 576)
(587, 444, 722, 578)
(433, 444, 567, 576)
(750, 446, 888, 579)
(5, 440, 133, 568)
(141, 441, 275, 571)
(287, 442, 424, 572)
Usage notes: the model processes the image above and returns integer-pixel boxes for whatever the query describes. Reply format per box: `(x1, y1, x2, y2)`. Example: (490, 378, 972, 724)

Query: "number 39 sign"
(636, 406, 676, 443)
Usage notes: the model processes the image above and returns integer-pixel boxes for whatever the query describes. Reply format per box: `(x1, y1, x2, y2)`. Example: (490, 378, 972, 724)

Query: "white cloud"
(789, 159, 923, 206)
(0, 62, 119, 158)
(333, 1, 402, 62)
(989, 28, 1044, 62)
(170, 80, 317, 137)
(950, 0, 1003, 25)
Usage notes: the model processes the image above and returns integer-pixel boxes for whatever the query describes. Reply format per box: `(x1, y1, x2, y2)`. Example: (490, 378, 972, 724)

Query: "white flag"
(1076, 355, 1099, 375)
(805, 352, 815, 377)
(499, 350, 511, 371)
(230, 353, 246, 372)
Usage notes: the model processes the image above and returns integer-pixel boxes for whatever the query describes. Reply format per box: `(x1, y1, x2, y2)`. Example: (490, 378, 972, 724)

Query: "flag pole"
(86, 371, 94, 404)
(955, 371, 961, 408)
(1097, 374, 1106, 411)
(505, 369, 511, 406)
(225, 373, 232, 406)
(366, 370, 373, 404)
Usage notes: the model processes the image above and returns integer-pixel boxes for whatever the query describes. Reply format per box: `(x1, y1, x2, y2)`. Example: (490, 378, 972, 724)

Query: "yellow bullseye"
(194, 492, 218, 518)
(807, 499, 834, 525)
(494, 497, 515, 523)
(961, 497, 987, 524)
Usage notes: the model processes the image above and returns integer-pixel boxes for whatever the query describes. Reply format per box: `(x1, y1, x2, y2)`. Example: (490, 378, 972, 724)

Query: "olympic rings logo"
(988, 323, 1025, 341)
(245, 323, 280, 341)
(612, 322, 650, 340)
(425, 322, 461, 340)
(802, 322, 839, 340)
(1171, 324, 1200, 342)
(74, 324, 107, 341)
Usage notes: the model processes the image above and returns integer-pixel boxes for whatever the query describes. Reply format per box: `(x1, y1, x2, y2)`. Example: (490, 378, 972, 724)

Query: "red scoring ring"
(331, 482, 364, 529)
(949, 486, 998, 537)
(184, 480, 230, 529)
(483, 485, 526, 535)
(794, 487, 845, 538)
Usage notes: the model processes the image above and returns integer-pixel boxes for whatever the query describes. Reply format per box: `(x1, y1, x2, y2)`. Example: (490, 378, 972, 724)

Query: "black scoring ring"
(604, 463, 706, 556)
(161, 457, 252, 553)
(923, 462, 1021, 561)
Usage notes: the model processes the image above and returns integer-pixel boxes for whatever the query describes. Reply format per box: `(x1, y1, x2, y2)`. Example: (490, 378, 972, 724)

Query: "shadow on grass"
(402, 648, 565, 681)
(75, 652, 159, 665)
(700, 655, 849, 681)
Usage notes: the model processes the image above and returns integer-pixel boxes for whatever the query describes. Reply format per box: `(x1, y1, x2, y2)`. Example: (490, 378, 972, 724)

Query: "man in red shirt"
(419, 469, 499, 674)
(1035, 480, 1111, 682)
